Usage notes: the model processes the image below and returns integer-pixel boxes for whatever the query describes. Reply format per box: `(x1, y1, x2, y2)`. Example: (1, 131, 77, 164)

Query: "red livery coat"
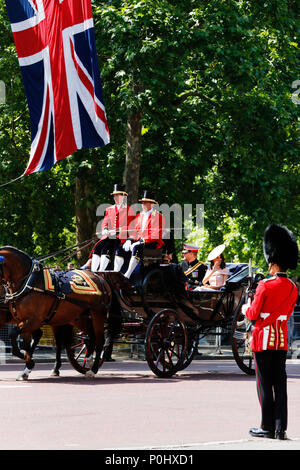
(245, 274, 298, 352)
(101, 204, 135, 243)
(132, 210, 165, 248)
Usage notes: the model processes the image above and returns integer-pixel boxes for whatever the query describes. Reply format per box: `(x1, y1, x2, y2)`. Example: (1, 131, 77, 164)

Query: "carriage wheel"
(231, 299, 255, 375)
(145, 309, 187, 378)
(179, 331, 199, 371)
(66, 329, 94, 374)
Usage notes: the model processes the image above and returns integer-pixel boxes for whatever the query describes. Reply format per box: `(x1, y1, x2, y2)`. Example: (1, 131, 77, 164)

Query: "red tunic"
(245, 274, 298, 352)
(132, 210, 165, 248)
(101, 204, 135, 243)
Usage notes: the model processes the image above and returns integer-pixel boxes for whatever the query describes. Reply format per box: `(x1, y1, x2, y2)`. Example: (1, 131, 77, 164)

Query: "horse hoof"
(50, 369, 60, 377)
(16, 374, 29, 382)
(85, 370, 95, 378)
(86, 357, 94, 369)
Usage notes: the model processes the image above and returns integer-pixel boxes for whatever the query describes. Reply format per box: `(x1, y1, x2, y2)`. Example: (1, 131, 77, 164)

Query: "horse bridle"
(0, 256, 41, 303)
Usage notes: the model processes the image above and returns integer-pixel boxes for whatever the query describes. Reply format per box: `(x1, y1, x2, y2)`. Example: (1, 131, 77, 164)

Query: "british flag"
(5, 0, 110, 174)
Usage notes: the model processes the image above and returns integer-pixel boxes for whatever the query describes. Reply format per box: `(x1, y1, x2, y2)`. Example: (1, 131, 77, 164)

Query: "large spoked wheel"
(231, 299, 255, 375)
(66, 329, 95, 375)
(179, 331, 199, 371)
(145, 309, 187, 378)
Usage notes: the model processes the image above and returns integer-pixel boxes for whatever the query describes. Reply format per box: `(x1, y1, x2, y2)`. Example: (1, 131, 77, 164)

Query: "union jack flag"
(5, 0, 110, 175)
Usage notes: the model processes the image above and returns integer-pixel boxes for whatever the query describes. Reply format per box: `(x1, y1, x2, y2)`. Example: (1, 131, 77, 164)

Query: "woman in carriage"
(194, 244, 230, 291)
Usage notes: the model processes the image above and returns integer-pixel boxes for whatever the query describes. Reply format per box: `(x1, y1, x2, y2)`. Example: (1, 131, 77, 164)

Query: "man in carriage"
(88, 184, 135, 272)
(180, 244, 207, 289)
(114, 190, 165, 279)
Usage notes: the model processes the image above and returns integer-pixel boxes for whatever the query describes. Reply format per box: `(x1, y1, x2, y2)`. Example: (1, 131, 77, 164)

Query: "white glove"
(109, 229, 116, 237)
(102, 228, 109, 236)
(130, 240, 141, 252)
(123, 240, 132, 252)
(241, 298, 251, 315)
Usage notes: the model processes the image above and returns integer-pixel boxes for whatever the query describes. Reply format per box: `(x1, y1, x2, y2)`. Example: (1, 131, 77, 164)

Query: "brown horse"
(0, 302, 95, 379)
(0, 246, 111, 379)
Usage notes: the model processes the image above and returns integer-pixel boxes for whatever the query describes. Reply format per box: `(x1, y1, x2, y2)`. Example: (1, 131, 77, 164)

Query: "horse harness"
(0, 258, 111, 325)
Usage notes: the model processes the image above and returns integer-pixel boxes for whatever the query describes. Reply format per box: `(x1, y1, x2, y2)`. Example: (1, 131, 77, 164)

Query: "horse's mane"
(0, 246, 33, 263)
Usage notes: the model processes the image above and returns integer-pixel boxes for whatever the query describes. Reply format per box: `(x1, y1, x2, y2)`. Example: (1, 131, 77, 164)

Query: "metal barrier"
(0, 325, 55, 354)
(1, 304, 299, 360)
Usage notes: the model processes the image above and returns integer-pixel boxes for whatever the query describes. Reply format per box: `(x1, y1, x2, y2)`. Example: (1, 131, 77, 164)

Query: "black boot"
(249, 428, 275, 439)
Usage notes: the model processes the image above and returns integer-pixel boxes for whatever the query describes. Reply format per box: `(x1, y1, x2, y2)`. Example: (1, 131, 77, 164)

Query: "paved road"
(0, 358, 299, 453)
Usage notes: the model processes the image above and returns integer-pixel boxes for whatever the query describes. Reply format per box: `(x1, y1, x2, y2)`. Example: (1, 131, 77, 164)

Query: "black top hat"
(139, 190, 158, 205)
(111, 184, 128, 196)
(263, 224, 298, 270)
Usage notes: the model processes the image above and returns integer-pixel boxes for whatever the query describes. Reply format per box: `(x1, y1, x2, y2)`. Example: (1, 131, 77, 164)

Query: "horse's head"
(0, 246, 33, 289)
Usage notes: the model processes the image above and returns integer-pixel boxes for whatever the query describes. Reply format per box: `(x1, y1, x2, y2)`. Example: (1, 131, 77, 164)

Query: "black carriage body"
(100, 260, 259, 377)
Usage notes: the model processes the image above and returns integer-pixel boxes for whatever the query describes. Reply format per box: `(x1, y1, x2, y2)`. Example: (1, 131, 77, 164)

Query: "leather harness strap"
(3, 260, 110, 325)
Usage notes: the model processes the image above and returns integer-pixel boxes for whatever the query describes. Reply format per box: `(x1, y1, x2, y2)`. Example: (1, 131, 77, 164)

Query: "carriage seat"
(143, 247, 163, 266)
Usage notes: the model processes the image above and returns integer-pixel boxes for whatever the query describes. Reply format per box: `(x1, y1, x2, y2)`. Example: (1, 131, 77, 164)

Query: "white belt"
(260, 313, 287, 321)
(260, 312, 270, 319)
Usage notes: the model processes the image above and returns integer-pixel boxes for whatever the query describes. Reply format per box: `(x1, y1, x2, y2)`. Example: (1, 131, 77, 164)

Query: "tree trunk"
(74, 176, 97, 265)
(123, 109, 142, 205)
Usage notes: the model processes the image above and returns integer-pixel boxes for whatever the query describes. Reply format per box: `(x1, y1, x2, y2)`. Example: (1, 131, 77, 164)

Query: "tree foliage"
(0, 0, 299, 273)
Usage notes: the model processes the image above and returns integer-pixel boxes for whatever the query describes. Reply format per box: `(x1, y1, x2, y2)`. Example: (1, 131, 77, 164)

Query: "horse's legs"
(11, 318, 43, 380)
(51, 326, 63, 376)
(74, 316, 96, 370)
(10, 325, 28, 360)
(20, 329, 43, 380)
(50, 325, 73, 377)
(85, 310, 105, 377)
(11, 328, 43, 381)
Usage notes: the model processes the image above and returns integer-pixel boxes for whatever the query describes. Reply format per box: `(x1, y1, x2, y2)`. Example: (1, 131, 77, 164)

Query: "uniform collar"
(189, 258, 199, 267)
(275, 272, 287, 278)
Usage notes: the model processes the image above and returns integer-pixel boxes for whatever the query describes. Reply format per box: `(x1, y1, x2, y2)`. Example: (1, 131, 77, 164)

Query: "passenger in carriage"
(114, 190, 165, 279)
(180, 244, 207, 289)
(88, 184, 135, 272)
(194, 244, 230, 291)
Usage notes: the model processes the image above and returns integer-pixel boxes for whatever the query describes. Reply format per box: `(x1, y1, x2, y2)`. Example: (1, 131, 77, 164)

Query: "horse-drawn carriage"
(67, 250, 263, 378)
(0, 245, 263, 379)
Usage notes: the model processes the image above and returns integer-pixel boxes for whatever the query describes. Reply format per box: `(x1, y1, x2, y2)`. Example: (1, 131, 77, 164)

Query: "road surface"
(0, 358, 299, 452)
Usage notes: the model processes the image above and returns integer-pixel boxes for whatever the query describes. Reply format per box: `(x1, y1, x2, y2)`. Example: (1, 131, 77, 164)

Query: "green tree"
(0, 0, 299, 270)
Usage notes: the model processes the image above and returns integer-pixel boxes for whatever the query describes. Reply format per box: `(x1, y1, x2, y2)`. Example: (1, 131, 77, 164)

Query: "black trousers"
(116, 241, 158, 260)
(254, 350, 288, 432)
(93, 238, 120, 257)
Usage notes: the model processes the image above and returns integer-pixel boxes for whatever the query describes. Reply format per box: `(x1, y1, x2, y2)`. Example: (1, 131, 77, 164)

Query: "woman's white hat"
(207, 244, 225, 261)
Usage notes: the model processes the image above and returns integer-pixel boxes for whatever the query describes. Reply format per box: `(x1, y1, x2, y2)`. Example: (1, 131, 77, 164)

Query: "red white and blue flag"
(5, 0, 110, 175)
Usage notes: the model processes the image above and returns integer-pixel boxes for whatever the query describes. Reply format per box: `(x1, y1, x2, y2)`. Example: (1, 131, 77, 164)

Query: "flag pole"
(0, 173, 25, 188)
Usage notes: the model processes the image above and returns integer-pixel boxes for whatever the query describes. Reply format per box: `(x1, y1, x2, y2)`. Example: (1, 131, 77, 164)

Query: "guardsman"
(244, 224, 298, 440)
(180, 244, 207, 289)
(114, 190, 165, 279)
(90, 184, 135, 272)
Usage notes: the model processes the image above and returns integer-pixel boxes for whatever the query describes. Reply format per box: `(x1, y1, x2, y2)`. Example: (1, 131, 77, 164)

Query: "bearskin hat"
(263, 224, 298, 270)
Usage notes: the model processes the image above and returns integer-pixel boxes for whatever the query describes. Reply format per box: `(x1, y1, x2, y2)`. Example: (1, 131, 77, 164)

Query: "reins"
(37, 237, 97, 264)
